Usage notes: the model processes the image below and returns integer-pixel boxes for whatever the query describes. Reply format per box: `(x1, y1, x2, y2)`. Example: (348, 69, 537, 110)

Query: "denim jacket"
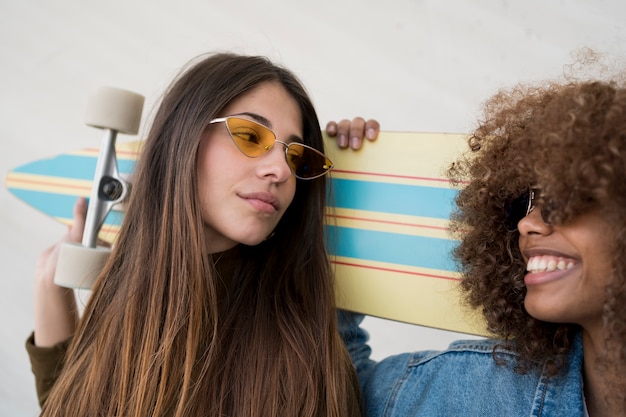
(339, 311, 586, 417)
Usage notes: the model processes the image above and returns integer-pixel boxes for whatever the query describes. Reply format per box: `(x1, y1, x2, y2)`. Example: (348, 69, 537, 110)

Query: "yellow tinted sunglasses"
(209, 116, 333, 180)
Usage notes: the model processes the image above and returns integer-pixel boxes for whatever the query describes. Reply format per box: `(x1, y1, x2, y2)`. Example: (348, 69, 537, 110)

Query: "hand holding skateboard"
(33, 198, 86, 346)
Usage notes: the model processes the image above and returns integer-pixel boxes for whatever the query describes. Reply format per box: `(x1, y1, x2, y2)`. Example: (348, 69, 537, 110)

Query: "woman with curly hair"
(341, 76, 626, 416)
(26, 52, 379, 417)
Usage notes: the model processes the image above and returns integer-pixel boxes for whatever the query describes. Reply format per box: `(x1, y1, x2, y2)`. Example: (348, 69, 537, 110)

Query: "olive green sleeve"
(25, 332, 71, 408)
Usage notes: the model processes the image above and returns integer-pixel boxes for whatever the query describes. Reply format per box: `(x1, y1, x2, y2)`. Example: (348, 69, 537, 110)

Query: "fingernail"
(366, 128, 376, 139)
(338, 134, 348, 148)
(350, 136, 361, 149)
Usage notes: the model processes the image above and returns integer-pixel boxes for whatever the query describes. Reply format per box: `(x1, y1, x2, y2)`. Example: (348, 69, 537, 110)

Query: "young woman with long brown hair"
(27, 52, 379, 417)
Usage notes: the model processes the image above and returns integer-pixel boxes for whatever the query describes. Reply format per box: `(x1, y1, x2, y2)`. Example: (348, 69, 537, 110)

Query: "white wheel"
(54, 242, 112, 289)
(85, 86, 144, 134)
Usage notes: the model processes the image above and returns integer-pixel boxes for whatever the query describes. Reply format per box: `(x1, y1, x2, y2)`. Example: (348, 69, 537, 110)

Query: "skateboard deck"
(6, 132, 487, 336)
(6, 141, 140, 244)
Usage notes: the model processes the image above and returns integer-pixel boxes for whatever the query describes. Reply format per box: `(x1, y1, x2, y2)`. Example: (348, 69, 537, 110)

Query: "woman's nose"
(517, 205, 552, 235)
(258, 143, 292, 182)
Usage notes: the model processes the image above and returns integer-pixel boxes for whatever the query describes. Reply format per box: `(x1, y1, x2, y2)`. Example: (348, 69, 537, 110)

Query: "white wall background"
(1, 0, 625, 415)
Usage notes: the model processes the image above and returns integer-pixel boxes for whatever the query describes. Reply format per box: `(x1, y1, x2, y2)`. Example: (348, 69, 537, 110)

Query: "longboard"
(6, 132, 487, 336)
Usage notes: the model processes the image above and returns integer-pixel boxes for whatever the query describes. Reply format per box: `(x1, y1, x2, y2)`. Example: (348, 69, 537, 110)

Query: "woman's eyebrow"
(231, 111, 271, 127)
(231, 112, 304, 143)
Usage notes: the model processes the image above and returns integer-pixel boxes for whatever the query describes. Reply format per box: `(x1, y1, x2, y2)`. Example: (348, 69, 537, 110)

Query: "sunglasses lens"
(221, 117, 332, 179)
(225, 118, 275, 157)
(505, 191, 530, 231)
(286, 144, 333, 179)
(505, 188, 553, 231)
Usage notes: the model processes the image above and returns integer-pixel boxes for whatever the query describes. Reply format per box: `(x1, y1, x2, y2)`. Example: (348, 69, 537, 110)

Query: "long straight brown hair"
(40, 53, 361, 417)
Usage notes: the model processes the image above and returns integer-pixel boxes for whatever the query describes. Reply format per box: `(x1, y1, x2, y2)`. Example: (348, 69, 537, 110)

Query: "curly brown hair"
(447, 77, 626, 379)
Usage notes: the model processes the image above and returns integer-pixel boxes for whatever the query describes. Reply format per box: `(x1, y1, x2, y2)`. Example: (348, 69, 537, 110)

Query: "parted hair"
(40, 53, 361, 417)
(448, 77, 626, 383)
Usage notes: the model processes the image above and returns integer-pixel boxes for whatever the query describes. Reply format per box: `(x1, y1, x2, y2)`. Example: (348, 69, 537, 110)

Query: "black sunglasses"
(505, 188, 551, 231)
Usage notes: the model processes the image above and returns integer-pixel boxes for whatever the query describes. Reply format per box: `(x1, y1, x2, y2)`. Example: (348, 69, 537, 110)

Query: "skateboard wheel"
(85, 86, 145, 135)
(54, 242, 111, 289)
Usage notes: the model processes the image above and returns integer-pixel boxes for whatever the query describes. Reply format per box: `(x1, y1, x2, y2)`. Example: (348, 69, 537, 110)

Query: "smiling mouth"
(526, 255, 577, 273)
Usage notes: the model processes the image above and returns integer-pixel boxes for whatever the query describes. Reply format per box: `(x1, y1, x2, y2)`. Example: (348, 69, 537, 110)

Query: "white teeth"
(526, 256, 576, 273)
(537, 259, 547, 270)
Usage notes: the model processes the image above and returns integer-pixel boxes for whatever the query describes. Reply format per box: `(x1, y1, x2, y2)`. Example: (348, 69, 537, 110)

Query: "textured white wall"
(2, 1, 625, 415)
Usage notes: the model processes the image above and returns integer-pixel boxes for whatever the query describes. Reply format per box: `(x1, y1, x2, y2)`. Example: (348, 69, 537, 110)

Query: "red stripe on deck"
(332, 170, 470, 185)
(82, 148, 140, 158)
(331, 260, 458, 281)
(326, 213, 449, 232)
(7, 177, 91, 192)
(332, 169, 450, 183)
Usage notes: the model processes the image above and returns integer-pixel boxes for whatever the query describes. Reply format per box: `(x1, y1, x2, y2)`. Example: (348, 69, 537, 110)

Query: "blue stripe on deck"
(8, 189, 124, 227)
(329, 178, 456, 219)
(325, 225, 458, 272)
(12, 154, 135, 180)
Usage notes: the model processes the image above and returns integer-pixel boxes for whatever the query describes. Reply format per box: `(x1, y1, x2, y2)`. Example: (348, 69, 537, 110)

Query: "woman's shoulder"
(367, 338, 512, 380)
(447, 337, 502, 350)
(364, 337, 584, 417)
(403, 337, 518, 369)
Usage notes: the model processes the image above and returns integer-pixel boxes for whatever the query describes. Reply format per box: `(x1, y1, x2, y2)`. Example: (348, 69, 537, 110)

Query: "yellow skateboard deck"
(324, 132, 485, 335)
(6, 132, 486, 335)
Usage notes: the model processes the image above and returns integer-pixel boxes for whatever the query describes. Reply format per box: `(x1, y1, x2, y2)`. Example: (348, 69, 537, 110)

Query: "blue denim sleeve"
(337, 310, 376, 380)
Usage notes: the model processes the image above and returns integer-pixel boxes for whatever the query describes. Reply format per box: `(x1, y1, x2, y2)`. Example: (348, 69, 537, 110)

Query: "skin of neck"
(581, 329, 624, 417)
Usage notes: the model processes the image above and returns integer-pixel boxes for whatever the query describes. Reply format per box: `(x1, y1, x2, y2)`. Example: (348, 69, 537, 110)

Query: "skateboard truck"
(54, 86, 144, 289)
